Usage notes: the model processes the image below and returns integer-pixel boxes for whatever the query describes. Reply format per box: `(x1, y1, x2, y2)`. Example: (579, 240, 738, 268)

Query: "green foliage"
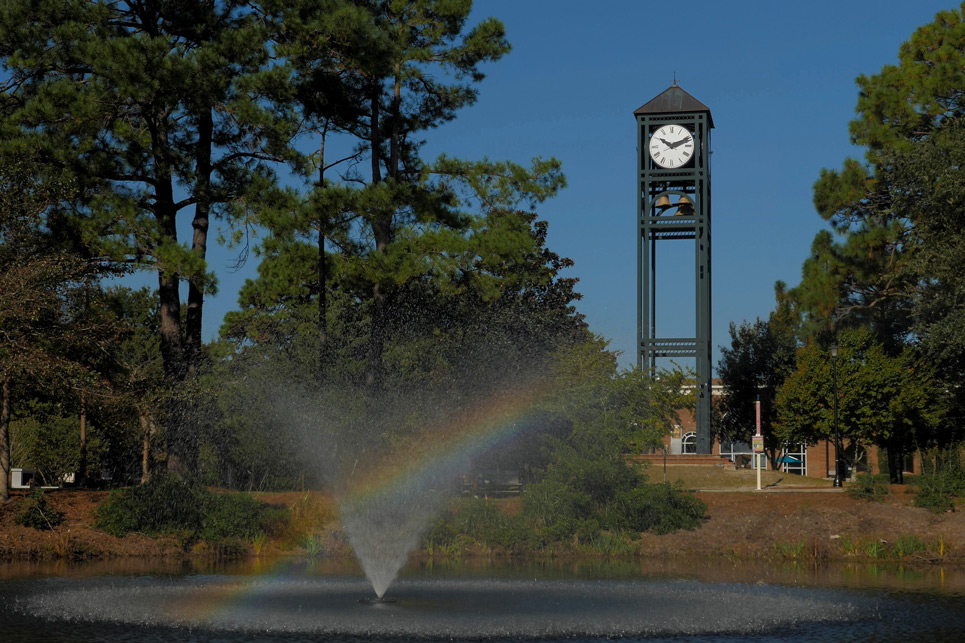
(912, 461, 965, 513)
(791, 3, 965, 460)
(201, 492, 288, 542)
(0, 157, 125, 499)
(884, 119, 965, 426)
(716, 292, 798, 450)
(1, 1, 584, 488)
(613, 482, 706, 535)
(14, 490, 64, 531)
(541, 339, 692, 455)
(773, 541, 807, 560)
(416, 339, 707, 552)
(851, 3, 965, 159)
(848, 474, 891, 502)
(799, 4, 965, 344)
(424, 473, 706, 554)
(775, 327, 943, 478)
(521, 446, 705, 541)
(95, 475, 206, 537)
(94, 474, 287, 542)
(10, 410, 80, 487)
(891, 534, 926, 557)
(424, 498, 528, 551)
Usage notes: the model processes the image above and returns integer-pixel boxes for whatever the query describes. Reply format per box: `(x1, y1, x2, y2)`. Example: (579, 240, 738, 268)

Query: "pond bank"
(1, 485, 963, 565)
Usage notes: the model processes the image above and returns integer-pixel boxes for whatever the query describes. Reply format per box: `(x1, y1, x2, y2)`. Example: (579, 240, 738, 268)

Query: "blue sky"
(196, 0, 955, 369)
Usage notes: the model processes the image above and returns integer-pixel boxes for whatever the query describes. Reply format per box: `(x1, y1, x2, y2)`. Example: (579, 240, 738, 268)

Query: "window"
(682, 432, 696, 454)
(779, 444, 807, 476)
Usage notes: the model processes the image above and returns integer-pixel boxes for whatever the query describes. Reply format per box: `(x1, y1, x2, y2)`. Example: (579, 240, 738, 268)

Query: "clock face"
(648, 124, 694, 168)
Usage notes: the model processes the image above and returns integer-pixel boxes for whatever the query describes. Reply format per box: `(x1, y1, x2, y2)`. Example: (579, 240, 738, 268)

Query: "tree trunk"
(317, 136, 328, 384)
(365, 86, 387, 390)
(0, 377, 11, 501)
(78, 394, 87, 486)
(139, 408, 153, 484)
(154, 171, 191, 476)
(369, 86, 382, 184)
(366, 282, 386, 390)
(185, 107, 213, 376)
(157, 271, 184, 380)
(389, 66, 401, 178)
(886, 438, 904, 484)
(155, 185, 185, 383)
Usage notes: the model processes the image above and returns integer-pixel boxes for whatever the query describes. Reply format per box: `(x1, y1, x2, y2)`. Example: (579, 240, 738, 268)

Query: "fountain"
(337, 467, 455, 599)
(8, 566, 965, 641)
(249, 368, 545, 601)
(5, 378, 965, 640)
(318, 384, 538, 600)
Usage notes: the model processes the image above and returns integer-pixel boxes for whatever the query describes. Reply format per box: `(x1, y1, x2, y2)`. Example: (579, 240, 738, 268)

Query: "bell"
(675, 195, 695, 216)
(654, 195, 672, 210)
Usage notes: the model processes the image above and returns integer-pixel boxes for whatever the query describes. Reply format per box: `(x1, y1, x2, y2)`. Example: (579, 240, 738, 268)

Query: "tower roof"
(634, 83, 714, 128)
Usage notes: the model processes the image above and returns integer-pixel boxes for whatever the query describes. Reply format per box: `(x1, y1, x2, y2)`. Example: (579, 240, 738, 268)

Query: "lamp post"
(831, 345, 843, 488)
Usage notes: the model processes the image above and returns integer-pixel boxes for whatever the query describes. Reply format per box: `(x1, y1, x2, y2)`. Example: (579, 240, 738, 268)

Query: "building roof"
(634, 83, 714, 128)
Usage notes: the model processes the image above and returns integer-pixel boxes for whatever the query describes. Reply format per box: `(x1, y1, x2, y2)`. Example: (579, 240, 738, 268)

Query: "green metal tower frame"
(635, 84, 713, 454)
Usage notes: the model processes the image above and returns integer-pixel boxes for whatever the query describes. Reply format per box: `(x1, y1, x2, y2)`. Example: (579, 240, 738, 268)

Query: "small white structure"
(11, 468, 36, 489)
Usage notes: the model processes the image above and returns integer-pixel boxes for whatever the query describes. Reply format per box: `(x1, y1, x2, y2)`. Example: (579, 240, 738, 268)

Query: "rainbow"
(164, 383, 552, 618)
(165, 559, 303, 624)
(337, 382, 548, 505)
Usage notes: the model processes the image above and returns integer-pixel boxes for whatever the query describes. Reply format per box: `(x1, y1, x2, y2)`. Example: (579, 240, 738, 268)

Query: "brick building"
(647, 381, 919, 480)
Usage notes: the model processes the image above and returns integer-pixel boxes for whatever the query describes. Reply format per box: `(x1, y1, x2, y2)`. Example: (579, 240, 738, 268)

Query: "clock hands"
(658, 136, 691, 150)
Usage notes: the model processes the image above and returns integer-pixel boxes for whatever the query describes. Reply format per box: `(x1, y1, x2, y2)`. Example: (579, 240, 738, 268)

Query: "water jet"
(359, 596, 397, 605)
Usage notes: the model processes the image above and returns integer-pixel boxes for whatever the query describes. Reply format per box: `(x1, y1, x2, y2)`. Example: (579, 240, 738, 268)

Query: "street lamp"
(830, 345, 843, 488)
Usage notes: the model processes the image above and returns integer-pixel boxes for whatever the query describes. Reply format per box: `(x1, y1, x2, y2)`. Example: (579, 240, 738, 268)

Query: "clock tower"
(635, 83, 713, 454)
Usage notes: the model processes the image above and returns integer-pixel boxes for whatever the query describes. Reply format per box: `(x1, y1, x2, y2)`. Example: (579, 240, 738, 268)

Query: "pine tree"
(796, 3, 965, 350)
(0, 0, 298, 474)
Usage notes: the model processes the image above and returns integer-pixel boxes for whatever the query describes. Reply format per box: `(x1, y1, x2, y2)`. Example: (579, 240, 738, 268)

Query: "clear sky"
(195, 0, 956, 370)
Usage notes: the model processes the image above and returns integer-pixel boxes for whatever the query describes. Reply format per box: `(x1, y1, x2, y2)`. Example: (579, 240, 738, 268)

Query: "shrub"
(520, 478, 584, 543)
(848, 474, 891, 502)
(913, 481, 957, 513)
(15, 490, 64, 530)
(616, 482, 706, 535)
(892, 534, 926, 557)
(201, 492, 287, 541)
(452, 498, 504, 539)
(95, 474, 287, 542)
(423, 512, 460, 548)
(912, 464, 965, 513)
(95, 474, 206, 537)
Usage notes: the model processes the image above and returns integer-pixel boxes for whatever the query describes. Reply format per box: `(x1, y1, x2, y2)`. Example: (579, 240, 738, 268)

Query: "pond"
(2, 557, 964, 642)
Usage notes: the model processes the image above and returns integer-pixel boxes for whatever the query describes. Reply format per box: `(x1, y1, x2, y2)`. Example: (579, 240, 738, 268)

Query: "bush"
(200, 492, 288, 542)
(912, 460, 965, 513)
(615, 482, 706, 535)
(520, 478, 585, 543)
(95, 474, 287, 542)
(95, 474, 206, 537)
(848, 474, 891, 502)
(15, 490, 64, 530)
(913, 476, 959, 513)
(520, 447, 707, 541)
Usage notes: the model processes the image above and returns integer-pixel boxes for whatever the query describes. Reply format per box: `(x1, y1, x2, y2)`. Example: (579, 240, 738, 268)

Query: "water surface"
(2, 558, 964, 642)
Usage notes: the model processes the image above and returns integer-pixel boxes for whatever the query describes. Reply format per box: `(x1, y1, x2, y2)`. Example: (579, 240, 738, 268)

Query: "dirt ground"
(642, 486, 964, 563)
(1, 482, 963, 565)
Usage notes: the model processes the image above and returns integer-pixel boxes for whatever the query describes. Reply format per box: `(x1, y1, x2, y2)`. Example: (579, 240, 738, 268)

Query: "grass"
(644, 465, 834, 491)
